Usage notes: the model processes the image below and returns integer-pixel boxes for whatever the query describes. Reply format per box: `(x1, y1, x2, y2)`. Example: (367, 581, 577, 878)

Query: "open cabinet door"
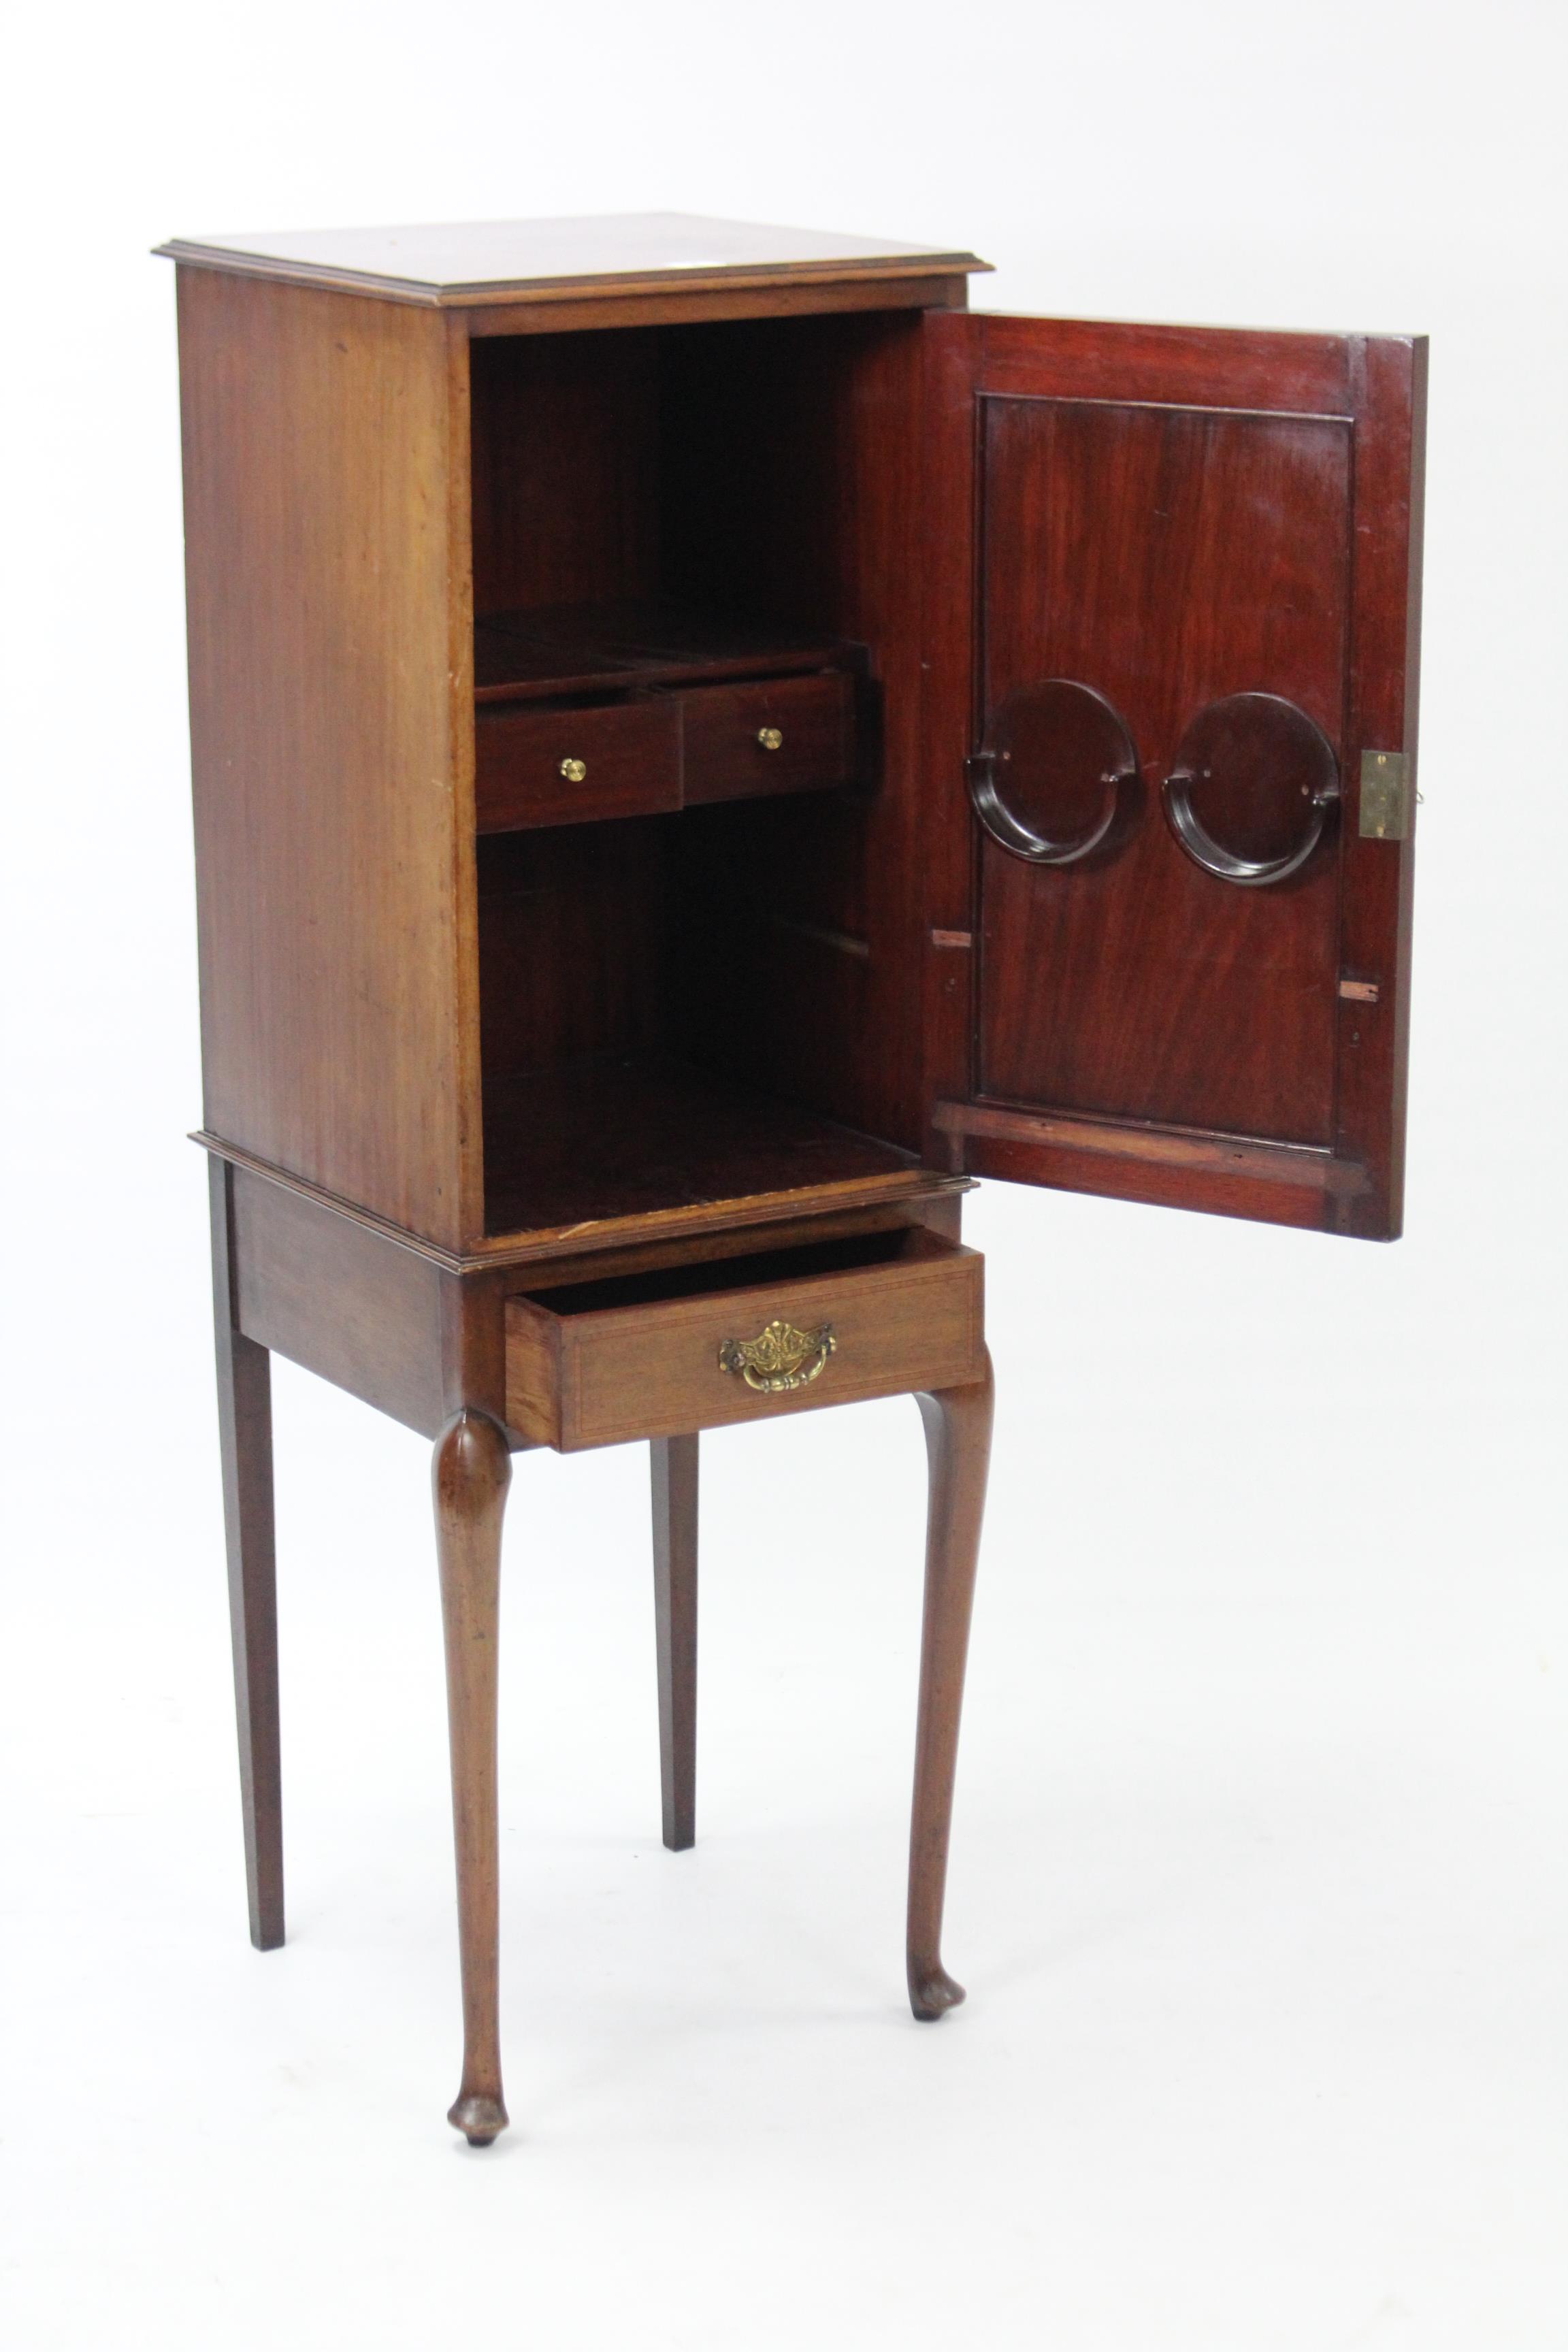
(919, 311, 1426, 1237)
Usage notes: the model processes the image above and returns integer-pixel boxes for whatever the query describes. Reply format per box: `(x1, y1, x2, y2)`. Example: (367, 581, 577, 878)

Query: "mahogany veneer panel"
(977, 396, 1351, 1146)
(177, 267, 480, 1251)
(230, 1166, 450, 1437)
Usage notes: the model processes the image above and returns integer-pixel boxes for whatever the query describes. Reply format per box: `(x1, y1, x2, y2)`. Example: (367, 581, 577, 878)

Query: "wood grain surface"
(433, 1410, 512, 2144)
(659, 310, 932, 1149)
(907, 1353, 994, 2021)
(976, 394, 1352, 1146)
(476, 695, 683, 830)
(681, 671, 855, 805)
(651, 1436, 700, 1852)
(505, 1226, 983, 1450)
(210, 1158, 284, 1952)
(919, 309, 1424, 1237)
(158, 211, 988, 309)
(178, 267, 481, 1250)
(480, 1058, 919, 1239)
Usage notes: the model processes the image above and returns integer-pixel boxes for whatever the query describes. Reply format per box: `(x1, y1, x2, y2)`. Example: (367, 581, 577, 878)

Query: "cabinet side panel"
(177, 268, 479, 1250)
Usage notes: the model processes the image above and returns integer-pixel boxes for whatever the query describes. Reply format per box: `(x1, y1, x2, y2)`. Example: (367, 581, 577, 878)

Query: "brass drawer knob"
(756, 726, 783, 752)
(559, 756, 587, 783)
(718, 1318, 836, 1393)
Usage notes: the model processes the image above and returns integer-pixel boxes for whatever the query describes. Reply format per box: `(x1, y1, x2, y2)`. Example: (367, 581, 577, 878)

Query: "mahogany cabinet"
(160, 212, 1424, 2142)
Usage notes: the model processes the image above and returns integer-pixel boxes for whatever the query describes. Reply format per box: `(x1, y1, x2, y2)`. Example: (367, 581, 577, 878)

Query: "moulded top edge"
(154, 210, 992, 306)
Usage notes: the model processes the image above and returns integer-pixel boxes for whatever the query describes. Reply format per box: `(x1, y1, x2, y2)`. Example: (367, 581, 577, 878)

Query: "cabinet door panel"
(978, 396, 1348, 1145)
(921, 312, 1425, 1238)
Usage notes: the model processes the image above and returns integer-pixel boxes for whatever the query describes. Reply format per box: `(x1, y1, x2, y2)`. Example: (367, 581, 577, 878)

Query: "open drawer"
(505, 1226, 984, 1451)
(474, 693, 682, 830)
(474, 666, 858, 832)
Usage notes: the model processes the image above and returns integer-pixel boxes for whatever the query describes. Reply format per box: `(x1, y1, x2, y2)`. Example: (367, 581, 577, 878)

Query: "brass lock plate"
(1359, 750, 1411, 841)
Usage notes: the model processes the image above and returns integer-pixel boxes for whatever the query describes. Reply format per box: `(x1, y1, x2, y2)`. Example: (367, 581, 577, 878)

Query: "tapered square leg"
(907, 1351, 994, 2020)
(434, 1407, 512, 2145)
(209, 1157, 284, 1953)
(651, 1434, 699, 1850)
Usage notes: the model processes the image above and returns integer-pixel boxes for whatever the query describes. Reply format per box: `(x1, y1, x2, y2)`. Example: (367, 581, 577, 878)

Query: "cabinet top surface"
(157, 210, 990, 307)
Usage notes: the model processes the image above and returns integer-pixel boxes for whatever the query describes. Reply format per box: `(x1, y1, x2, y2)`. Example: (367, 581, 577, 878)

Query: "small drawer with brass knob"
(683, 671, 856, 806)
(475, 696, 681, 832)
(504, 1225, 983, 1451)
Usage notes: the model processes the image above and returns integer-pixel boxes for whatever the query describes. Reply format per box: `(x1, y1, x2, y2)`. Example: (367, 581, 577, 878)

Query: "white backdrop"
(2, 5, 1565, 2347)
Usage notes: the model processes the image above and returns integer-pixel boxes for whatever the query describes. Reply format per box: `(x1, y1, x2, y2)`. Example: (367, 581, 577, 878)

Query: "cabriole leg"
(434, 1407, 512, 2146)
(209, 1156, 283, 1952)
(651, 1434, 699, 1850)
(907, 1351, 995, 2021)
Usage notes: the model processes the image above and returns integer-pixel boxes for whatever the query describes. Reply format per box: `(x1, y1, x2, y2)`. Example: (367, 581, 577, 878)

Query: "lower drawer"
(505, 1226, 983, 1451)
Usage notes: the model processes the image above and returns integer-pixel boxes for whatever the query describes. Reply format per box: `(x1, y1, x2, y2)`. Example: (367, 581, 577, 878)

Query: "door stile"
(1332, 333, 1427, 1239)
(918, 310, 985, 1166)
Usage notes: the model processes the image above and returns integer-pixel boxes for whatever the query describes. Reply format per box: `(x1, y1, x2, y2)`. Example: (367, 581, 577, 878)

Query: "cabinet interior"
(470, 310, 929, 1240)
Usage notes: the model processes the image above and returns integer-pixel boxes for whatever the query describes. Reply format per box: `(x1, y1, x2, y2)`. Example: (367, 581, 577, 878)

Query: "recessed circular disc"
(1169, 693, 1337, 870)
(974, 680, 1139, 864)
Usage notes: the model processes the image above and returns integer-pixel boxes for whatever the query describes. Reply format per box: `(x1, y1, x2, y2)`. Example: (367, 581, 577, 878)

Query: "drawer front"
(681, 671, 855, 806)
(506, 1234, 983, 1451)
(475, 696, 680, 831)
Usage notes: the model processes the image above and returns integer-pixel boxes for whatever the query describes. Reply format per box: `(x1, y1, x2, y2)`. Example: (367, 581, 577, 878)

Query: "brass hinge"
(1359, 750, 1411, 841)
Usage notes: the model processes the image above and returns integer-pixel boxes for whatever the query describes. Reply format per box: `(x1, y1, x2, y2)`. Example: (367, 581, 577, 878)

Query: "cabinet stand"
(210, 1158, 992, 2141)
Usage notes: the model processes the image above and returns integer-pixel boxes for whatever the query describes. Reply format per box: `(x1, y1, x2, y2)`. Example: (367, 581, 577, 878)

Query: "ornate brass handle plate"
(718, 1318, 836, 1393)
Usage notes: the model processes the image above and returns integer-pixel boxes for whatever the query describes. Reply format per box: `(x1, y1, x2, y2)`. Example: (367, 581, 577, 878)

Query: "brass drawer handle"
(559, 756, 587, 783)
(718, 1318, 836, 1393)
(756, 726, 783, 752)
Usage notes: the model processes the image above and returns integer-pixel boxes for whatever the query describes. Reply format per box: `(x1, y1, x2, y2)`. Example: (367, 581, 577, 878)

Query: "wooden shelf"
(474, 600, 855, 705)
(481, 1058, 917, 1240)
